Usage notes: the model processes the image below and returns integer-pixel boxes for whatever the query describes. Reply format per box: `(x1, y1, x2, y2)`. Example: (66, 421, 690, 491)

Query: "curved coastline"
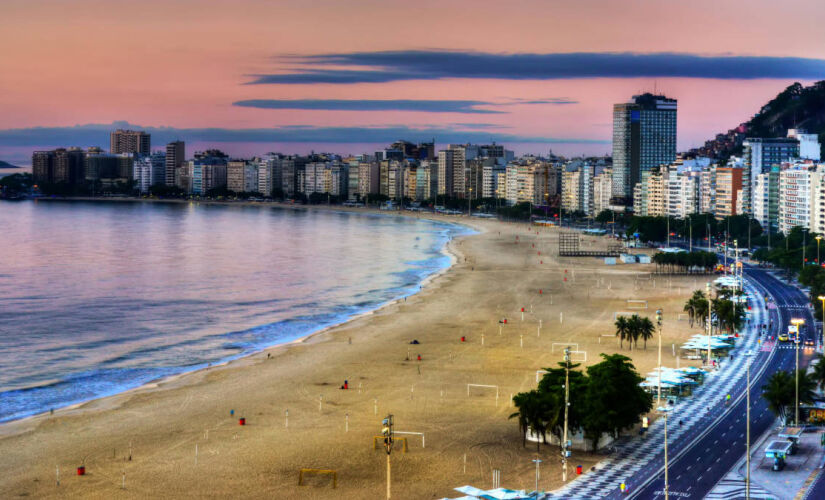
(0, 200, 479, 429)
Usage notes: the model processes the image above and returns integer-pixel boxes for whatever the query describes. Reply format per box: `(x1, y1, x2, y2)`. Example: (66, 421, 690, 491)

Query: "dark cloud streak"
(232, 99, 506, 114)
(0, 122, 609, 148)
(248, 50, 825, 84)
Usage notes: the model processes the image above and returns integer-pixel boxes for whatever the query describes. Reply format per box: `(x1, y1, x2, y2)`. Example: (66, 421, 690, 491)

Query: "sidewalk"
(708, 426, 825, 499)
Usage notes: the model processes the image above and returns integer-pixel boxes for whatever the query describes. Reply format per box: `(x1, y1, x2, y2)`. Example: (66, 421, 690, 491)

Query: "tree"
(637, 316, 655, 349)
(614, 316, 630, 349)
(811, 359, 825, 393)
(683, 290, 708, 328)
(762, 369, 816, 424)
(581, 354, 652, 450)
(537, 364, 588, 448)
(509, 389, 561, 451)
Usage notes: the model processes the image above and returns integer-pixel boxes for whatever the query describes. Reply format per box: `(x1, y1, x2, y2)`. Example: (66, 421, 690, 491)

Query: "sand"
(0, 213, 711, 499)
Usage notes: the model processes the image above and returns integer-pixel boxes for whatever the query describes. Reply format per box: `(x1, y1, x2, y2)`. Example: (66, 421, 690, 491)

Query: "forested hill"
(691, 80, 825, 161)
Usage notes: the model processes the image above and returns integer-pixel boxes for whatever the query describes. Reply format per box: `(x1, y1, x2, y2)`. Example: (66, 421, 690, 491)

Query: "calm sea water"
(0, 201, 471, 422)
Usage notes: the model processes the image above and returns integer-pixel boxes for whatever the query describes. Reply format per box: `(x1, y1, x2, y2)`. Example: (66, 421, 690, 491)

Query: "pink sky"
(1, 0, 824, 158)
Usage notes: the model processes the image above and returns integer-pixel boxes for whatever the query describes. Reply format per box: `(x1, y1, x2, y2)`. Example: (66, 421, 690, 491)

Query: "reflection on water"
(0, 201, 470, 422)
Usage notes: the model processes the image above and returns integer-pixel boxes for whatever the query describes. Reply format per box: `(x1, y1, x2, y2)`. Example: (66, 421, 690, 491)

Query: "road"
(622, 266, 816, 499)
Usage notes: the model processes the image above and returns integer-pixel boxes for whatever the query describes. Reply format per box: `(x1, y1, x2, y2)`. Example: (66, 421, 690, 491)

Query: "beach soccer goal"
(373, 436, 408, 453)
(298, 469, 337, 489)
(394, 431, 425, 448)
(467, 384, 500, 406)
(570, 350, 587, 362)
(551, 342, 578, 353)
(677, 313, 690, 321)
(536, 369, 549, 382)
(627, 300, 648, 309)
(613, 311, 635, 320)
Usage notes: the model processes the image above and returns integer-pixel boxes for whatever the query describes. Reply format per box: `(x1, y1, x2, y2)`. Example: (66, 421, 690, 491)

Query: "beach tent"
(446, 485, 532, 500)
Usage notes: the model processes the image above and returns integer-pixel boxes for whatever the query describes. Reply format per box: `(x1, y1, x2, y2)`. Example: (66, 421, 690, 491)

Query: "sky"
(2, 0, 825, 164)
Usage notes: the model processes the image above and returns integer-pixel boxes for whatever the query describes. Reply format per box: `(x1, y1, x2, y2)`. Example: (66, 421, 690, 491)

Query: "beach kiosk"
(778, 427, 804, 455)
(765, 440, 793, 471)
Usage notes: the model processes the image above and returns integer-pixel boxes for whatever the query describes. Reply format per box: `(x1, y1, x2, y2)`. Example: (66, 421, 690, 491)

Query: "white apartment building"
(664, 166, 700, 218)
(699, 166, 716, 214)
(592, 168, 613, 215)
(133, 152, 165, 193)
(778, 167, 813, 234)
(505, 164, 520, 206)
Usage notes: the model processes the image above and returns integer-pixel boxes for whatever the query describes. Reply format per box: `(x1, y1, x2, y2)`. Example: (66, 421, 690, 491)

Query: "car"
(778, 334, 789, 342)
(805, 339, 815, 346)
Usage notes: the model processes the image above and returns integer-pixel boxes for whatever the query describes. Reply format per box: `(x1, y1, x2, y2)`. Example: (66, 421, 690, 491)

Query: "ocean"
(0, 200, 472, 422)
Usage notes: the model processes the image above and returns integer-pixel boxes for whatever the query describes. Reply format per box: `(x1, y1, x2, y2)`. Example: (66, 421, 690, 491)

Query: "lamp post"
(659, 408, 670, 500)
(382, 414, 394, 499)
(818, 296, 825, 347)
(790, 318, 805, 426)
(468, 187, 472, 217)
(706, 282, 713, 366)
(561, 347, 571, 482)
(532, 457, 542, 498)
(816, 235, 822, 265)
(656, 309, 664, 409)
(746, 354, 752, 500)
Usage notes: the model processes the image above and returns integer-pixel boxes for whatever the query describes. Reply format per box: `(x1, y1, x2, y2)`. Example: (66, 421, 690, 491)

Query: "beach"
(0, 211, 709, 499)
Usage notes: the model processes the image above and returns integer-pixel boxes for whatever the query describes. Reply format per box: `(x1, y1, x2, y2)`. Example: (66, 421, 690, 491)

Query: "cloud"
(232, 99, 506, 114)
(0, 122, 609, 148)
(247, 50, 825, 84)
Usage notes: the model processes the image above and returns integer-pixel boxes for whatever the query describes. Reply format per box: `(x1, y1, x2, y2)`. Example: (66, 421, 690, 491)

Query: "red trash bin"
(576, 465, 582, 475)
(77, 466, 85, 476)
(239, 417, 246, 426)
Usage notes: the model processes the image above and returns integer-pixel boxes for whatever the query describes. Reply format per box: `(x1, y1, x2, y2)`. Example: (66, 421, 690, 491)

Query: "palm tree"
(762, 370, 794, 423)
(615, 316, 630, 349)
(683, 290, 707, 328)
(762, 370, 816, 424)
(811, 359, 825, 393)
(638, 316, 655, 349)
(627, 315, 643, 349)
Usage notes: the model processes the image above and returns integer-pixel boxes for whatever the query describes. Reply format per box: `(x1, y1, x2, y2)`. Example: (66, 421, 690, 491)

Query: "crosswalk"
(705, 477, 773, 499)
(547, 283, 771, 499)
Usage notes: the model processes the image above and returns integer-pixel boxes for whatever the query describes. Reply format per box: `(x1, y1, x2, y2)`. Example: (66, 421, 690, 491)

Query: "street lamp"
(706, 282, 713, 366)
(818, 296, 825, 347)
(658, 407, 671, 500)
(468, 187, 472, 217)
(816, 235, 822, 265)
(656, 308, 664, 409)
(790, 318, 805, 427)
(532, 456, 542, 498)
(382, 414, 394, 499)
(561, 347, 571, 482)
(745, 352, 754, 500)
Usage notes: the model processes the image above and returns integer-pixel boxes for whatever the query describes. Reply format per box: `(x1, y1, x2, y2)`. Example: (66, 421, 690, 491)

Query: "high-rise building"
(110, 129, 150, 155)
(32, 150, 56, 185)
(742, 137, 799, 213)
(437, 145, 466, 198)
(753, 167, 780, 236)
(592, 167, 613, 216)
(632, 166, 666, 216)
(227, 160, 257, 193)
(133, 152, 166, 193)
(165, 141, 185, 186)
(778, 166, 814, 234)
(611, 94, 677, 205)
(714, 167, 744, 218)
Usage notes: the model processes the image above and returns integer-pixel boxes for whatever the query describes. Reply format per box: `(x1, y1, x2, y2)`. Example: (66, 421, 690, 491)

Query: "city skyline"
(3, 0, 825, 163)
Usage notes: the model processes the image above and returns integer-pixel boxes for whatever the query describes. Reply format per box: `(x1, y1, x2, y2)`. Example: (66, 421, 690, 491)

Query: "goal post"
(394, 431, 425, 448)
(627, 300, 648, 309)
(298, 469, 337, 488)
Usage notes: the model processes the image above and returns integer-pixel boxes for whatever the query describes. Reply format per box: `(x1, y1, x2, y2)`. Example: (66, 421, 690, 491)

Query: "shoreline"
(0, 200, 479, 432)
(0, 207, 709, 498)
